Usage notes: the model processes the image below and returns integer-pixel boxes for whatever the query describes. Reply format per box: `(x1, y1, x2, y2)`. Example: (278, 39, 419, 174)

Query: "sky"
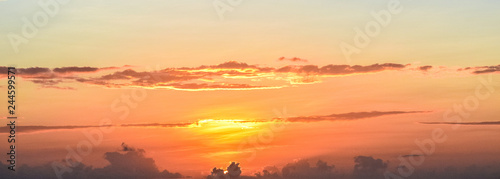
(0, 0, 500, 179)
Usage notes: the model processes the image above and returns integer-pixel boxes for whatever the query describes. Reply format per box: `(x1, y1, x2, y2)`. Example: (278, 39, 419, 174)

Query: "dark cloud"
(469, 65, 500, 74)
(278, 57, 308, 63)
(18, 67, 51, 75)
(0, 125, 111, 134)
(89, 144, 184, 179)
(419, 66, 433, 71)
(419, 121, 500, 125)
(0, 144, 184, 179)
(401, 154, 424, 158)
(353, 156, 388, 179)
(53, 67, 100, 74)
(286, 111, 429, 122)
(31, 79, 62, 86)
(0, 66, 122, 77)
(275, 63, 407, 75)
(208, 162, 241, 179)
(281, 160, 336, 179)
(0, 66, 125, 90)
(389, 164, 500, 179)
(243, 157, 389, 179)
(253, 166, 281, 178)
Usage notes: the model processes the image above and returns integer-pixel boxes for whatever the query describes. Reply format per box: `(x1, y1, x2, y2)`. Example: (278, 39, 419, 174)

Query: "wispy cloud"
(0, 125, 110, 133)
(1, 111, 429, 134)
(419, 121, 500, 125)
(286, 111, 430, 122)
(278, 56, 309, 62)
(459, 64, 500, 74)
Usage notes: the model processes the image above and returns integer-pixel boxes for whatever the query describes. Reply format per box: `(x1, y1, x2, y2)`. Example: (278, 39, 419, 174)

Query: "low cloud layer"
(0, 110, 428, 134)
(239, 156, 500, 179)
(0, 125, 111, 133)
(0, 143, 183, 179)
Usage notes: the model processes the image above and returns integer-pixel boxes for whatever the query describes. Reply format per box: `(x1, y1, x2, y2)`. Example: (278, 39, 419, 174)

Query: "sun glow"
(189, 119, 259, 129)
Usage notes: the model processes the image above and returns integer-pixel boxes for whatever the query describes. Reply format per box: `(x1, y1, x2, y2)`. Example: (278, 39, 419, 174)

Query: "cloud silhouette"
(207, 162, 241, 179)
(401, 154, 423, 158)
(353, 156, 388, 179)
(419, 65, 433, 71)
(0, 143, 184, 179)
(419, 121, 500, 125)
(468, 65, 500, 74)
(281, 159, 336, 179)
(53, 67, 100, 74)
(88, 143, 183, 179)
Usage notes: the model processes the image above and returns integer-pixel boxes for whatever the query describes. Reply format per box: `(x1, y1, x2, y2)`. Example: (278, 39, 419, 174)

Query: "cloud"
(0, 66, 125, 90)
(31, 79, 62, 86)
(0, 144, 184, 179)
(18, 67, 52, 75)
(254, 166, 281, 178)
(39, 86, 77, 90)
(30, 79, 76, 90)
(2, 62, 500, 91)
(121, 123, 194, 128)
(286, 111, 429, 122)
(0, 125, 111, 134)
(353, 156, 388, 179)
(0, 119, 257, 134)
(419, 65, 433, 71)
(70, 62, 411, 90)
(468, 65, 500, 74)
(88, 143, 184, 178)
(419, 121, 500, 125)
(281, 159, 336, 179)
(389, 164, 500, 179)
(278, 57, 308, 63)
(53, 67, 100, 74)
(401, 154, 423, 158)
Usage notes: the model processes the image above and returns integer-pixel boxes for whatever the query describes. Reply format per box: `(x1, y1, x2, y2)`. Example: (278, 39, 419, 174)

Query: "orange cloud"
(2, 62, 497, 91)
(278, 56, 309, 62)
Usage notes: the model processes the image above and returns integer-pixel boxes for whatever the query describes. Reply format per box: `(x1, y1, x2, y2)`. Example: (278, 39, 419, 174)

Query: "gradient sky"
(1, 0, 500, 178)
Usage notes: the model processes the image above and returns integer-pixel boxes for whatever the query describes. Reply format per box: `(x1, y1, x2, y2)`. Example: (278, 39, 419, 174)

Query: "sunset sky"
(1, 1, 500, 178)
